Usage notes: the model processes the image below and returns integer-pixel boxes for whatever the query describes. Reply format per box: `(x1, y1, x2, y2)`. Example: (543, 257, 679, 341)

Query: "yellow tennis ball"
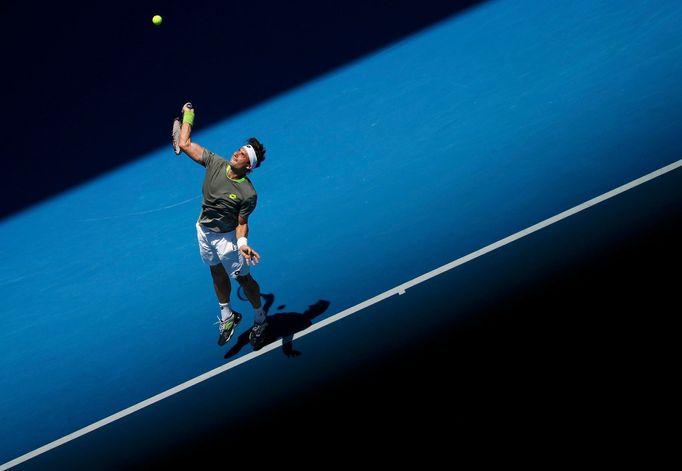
(152, 15, 163, 26)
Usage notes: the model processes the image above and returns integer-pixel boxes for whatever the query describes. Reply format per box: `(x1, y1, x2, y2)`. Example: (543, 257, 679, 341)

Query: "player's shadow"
(225, 293, 330, 359)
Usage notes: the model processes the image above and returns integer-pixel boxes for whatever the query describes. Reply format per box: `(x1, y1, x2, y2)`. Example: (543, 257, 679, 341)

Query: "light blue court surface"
(2, 0, 682, 463)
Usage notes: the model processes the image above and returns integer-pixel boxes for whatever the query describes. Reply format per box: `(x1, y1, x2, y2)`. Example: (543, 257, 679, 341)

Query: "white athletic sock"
(219, 302, 233, 321)
(254, 305, 266, 324)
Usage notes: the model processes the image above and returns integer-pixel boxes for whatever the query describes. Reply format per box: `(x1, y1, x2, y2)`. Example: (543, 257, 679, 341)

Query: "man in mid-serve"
(175, 102, 268, 347)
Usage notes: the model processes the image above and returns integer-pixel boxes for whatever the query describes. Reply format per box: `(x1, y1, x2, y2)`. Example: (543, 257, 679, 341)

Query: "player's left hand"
(240, 245, 261, 265)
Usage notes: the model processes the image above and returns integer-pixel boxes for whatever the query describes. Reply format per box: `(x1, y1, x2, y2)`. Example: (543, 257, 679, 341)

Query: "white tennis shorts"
(196, 223, 250, 278)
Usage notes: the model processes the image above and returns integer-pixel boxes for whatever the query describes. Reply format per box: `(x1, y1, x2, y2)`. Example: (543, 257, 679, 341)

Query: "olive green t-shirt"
(197, 148, 257, 233)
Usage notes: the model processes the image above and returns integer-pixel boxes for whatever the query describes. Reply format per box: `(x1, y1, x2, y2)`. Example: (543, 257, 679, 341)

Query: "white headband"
(242, 145, 258, 169)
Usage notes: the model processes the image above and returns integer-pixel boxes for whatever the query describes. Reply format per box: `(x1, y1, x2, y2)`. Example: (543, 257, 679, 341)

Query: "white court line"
(2, 158, 681, 470)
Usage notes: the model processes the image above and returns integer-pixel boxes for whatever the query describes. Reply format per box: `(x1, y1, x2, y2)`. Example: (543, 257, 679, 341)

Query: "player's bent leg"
(236, 274, 261, 308)
(237, 274, 269, 348)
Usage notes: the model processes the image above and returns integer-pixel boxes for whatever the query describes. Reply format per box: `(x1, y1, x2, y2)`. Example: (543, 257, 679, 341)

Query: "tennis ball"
(152, 15, 163, 26)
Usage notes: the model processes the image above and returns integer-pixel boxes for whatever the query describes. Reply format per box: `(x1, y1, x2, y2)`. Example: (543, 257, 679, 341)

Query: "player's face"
(230, 147, 252, 171)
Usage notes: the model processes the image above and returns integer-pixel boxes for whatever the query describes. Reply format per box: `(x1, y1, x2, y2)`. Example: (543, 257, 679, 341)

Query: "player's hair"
(247, 137, 266, 168)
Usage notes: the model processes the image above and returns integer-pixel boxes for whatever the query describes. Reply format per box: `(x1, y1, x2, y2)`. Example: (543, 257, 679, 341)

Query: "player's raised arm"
(177, 102, 204, 164)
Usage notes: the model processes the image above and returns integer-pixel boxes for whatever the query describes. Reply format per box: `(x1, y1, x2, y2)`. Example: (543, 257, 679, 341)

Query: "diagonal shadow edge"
(1, 0, 487, 220)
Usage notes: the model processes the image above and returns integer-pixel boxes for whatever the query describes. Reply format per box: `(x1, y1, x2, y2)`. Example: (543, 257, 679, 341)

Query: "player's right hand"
(240, 246, 261, 266)
(182, 102, 193, 113)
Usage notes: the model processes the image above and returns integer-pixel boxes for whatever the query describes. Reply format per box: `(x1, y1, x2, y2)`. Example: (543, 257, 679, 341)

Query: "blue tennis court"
(2, 0, 682, 468)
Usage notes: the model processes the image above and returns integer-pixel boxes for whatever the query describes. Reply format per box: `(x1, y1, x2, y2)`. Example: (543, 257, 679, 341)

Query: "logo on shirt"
(229, 193, 238, 200)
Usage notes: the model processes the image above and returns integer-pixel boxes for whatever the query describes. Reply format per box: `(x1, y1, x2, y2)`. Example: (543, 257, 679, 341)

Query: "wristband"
(237, 237, 248, 249)
(182, 110, 195, 126)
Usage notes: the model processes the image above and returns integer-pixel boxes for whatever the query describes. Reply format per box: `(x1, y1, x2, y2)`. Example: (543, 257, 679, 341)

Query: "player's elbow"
(179, 137, 191, 152)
